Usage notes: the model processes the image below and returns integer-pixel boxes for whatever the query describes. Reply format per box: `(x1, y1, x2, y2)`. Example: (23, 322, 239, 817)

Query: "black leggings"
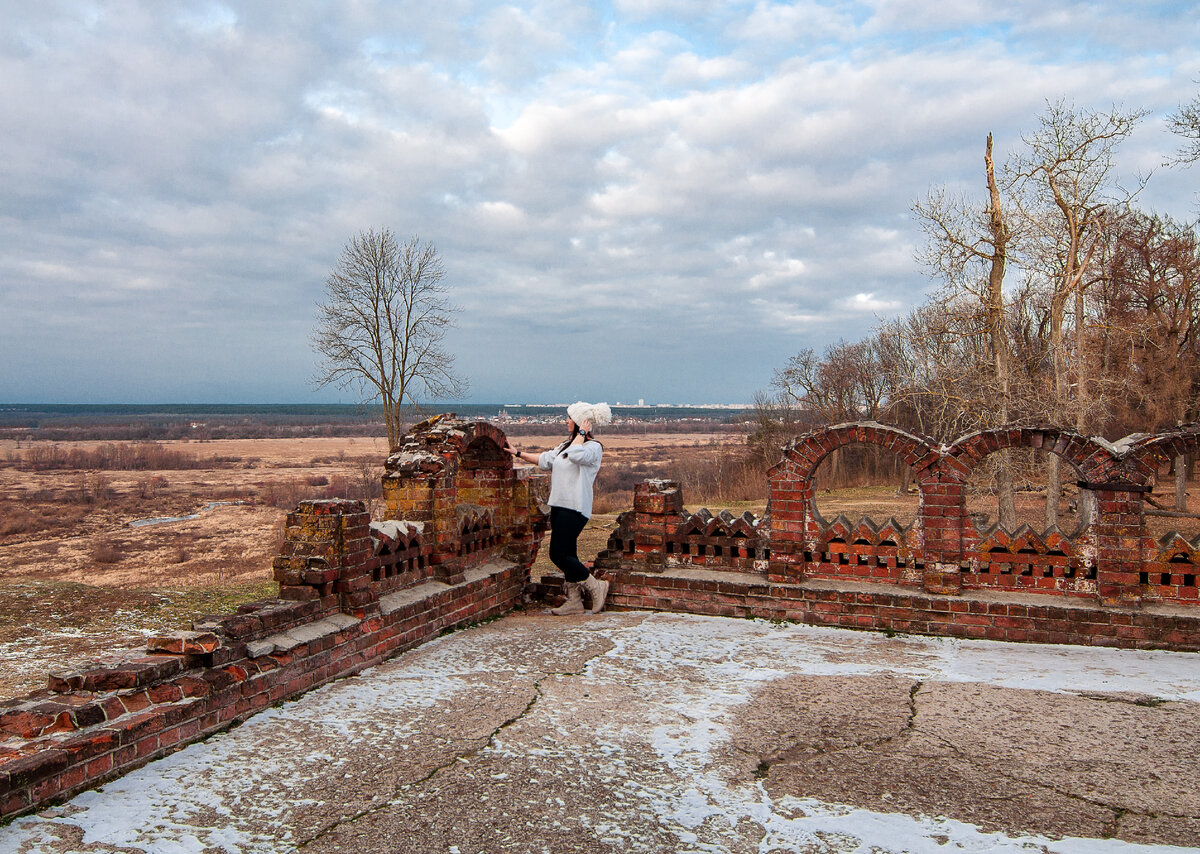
(549, 506, 590, 582)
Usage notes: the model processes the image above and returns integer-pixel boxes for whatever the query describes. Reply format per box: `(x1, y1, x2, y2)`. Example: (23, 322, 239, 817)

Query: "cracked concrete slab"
(744, 677, 1200, 846)
(5, 611, 1200, 853)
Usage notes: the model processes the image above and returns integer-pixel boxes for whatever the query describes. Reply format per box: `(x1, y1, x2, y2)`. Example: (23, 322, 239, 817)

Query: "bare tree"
(773, 339, 891, 485)
(773, 339, 885, 424)
(1095, 208, 1200, 508)
(313, 229, 467, 451)
(353, 455, 384, 514)
(913, 133, 1018, 525)
(1169, 87, 1200, 165)
(745, 389, 803, 467)
(1008, 100, 1147, 527)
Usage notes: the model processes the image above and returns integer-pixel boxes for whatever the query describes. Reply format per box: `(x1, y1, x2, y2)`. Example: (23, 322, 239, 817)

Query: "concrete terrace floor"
(5, 610, 1200, 854)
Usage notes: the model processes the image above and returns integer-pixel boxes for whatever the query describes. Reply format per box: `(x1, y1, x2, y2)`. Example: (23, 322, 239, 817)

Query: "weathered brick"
(2, 749, 69, 789)
(146, 631, 222, 656)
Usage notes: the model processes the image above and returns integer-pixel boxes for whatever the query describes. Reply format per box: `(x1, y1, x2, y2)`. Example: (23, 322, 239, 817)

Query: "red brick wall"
(603, 570, 1200, 648)
(579, 424, 1200, 654)
(598, 423, 1200, 607)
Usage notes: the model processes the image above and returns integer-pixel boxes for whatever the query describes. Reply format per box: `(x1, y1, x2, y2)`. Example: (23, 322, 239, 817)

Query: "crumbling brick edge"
(0, 561, 527, 821)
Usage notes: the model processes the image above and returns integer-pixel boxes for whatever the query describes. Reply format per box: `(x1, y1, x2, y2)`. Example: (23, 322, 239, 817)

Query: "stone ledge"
(246, 614, 359, 658)
(600, 565, 1200, 618)
(380, 582, 452, 616)
(248, 561, 518, 653)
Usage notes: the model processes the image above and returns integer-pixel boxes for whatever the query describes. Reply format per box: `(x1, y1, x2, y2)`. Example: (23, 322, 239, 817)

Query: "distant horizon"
(0, 400, 755, 409)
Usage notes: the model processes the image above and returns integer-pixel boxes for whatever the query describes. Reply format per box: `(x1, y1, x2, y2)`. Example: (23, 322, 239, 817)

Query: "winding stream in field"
(127, 500, 247, 528)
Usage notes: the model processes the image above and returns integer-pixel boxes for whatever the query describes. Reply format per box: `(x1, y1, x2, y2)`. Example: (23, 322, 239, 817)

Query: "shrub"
(668, 450, 767, 505)
(71, 471, 113, 505)
(592, 490, 633, 515)
(260, 479, 306, 509)
(91, 539, 123, 564)
(137, 474, 170, 498)
(0, 506, 39, 538)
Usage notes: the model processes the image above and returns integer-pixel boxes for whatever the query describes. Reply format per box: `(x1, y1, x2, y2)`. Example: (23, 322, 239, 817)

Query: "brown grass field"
(0, 432, 742, 698)
(3, 433, 1198, 701)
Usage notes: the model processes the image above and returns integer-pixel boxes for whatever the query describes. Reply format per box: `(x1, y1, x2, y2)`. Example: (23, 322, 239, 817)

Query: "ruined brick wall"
(598, 423, 1200, 607)
(382, 415, 545, 582)
(0, 415, 547, 820)
(580, 423, 1200, 652)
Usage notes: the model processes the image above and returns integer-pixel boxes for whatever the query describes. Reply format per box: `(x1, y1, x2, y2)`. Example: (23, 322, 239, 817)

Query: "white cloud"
(747, 253, 807, 290)
(613, 0, 735, 21)
(733, 1, 857, 44)
(663, 52, 750, 88)
(840, 292, 901, 314)
(476, 4, 573, 84)
(1, 0, 1197, 404)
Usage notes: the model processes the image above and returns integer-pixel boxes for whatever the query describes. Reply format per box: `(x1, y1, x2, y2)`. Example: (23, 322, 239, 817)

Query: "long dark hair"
(556, 422, 597, 457)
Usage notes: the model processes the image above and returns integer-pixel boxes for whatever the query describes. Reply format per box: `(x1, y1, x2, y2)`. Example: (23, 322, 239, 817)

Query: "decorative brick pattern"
(964, 525, 1095, 596)
(1143, 533, 1200, 602)
(752, 422, 1200, 605)
(596, 482, 771, 576)
(581, 422, 1200, 653)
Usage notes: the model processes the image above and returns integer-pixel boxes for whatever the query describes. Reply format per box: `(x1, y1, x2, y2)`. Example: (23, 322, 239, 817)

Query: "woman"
(506, 401, 611, 615)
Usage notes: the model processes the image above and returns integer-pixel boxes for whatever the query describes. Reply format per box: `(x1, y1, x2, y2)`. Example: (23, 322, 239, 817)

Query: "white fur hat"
(567, 401, 612, 429)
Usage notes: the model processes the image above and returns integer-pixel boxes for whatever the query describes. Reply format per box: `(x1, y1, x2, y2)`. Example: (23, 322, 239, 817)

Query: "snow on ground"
(5, 613, 1200, 853)
(579, 616, 1200, 853)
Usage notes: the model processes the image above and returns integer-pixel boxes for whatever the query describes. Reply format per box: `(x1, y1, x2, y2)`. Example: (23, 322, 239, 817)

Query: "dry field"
(0, 432, 743, 699)
(0, 436, 402, 698)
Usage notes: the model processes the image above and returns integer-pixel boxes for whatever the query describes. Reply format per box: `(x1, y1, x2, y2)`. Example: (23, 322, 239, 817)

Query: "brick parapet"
(602, 422, 1200, 607)
(534, 570, 1200, 651)
(0, 560, 528, 820)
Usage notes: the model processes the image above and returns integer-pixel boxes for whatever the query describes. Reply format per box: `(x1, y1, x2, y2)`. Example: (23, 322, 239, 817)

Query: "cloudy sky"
(2, 1, 1198, 406)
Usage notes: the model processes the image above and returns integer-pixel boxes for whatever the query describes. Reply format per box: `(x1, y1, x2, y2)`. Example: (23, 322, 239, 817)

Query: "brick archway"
(765, 423, 937, 583)
(945, 427, 1122, 485)
(1126, 427, 1200, 486)
(768, 422, 939, 486)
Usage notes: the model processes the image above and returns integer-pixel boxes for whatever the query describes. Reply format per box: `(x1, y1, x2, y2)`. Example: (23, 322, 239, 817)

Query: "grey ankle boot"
(582, 574, 609, 614)
(551, 581, 585, 615)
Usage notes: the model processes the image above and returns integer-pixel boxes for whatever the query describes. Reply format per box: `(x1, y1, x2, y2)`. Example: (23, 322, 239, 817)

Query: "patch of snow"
(583, 613, 1200, 853)
(128, 501, 246, 528)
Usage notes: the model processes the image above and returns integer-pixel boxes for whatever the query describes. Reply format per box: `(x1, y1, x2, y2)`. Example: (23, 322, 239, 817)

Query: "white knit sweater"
(538, 440, 603, 518)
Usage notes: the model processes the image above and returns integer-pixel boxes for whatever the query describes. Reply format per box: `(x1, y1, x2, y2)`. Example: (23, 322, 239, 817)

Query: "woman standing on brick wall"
(506, 401, 611, 615)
